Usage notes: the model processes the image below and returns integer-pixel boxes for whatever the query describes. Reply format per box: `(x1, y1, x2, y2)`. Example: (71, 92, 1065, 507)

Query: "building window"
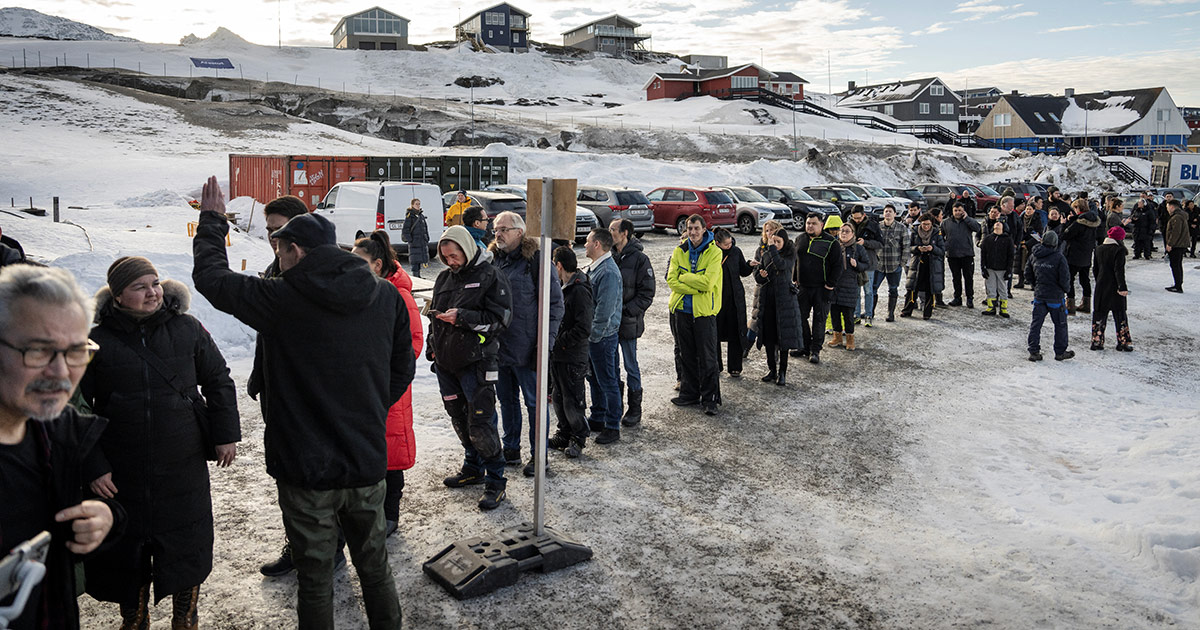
(1157, 109, 1171, 121)
(919, 102, 930, 115)
(731, 75, 758, 89)
(514, 33, 521, 43)
(995, 113, 1012, 127)
(930, 84, 944, 96)
(940, 103, 954, 115)
(885, 104, 894, 116)
(1048, 112, 1060, 122)
(1033, 112, 1046, 122)
(485, 12, 504, 25)
(488, 30, 493, 38)
(510, 14, 525, 28)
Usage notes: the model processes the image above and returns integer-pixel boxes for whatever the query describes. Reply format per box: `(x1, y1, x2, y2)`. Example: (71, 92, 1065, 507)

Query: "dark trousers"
(674, 311, 720, 405)
(1067, 265, 1091, 300)
(1169, 248, 1185, 288)
(796, 286, 830, 356)
(384, 470, 405, 522)
(719, 335, 744, 373)
(1092, 298, 1131, 347)
(551, 361, 588, 439)
(830, 304, 855, 334)
(1133, 237, 1154, 259)
(1028, 300, 1069, 356)
(409, 261, 422, 278)
(765, 341, 788, 374)
(277, 480, 402, 630)
(947, 256, 975, 300)
(435, 363, 506, 486)
(587, 334, 622, 430)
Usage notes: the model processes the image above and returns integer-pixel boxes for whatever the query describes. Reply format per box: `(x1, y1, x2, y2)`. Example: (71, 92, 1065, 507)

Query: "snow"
(0, 7, 134, 41)
(1061, 96, 1142, 135)
(837, 80, 925, 107)
(3, 16, 1195, 629)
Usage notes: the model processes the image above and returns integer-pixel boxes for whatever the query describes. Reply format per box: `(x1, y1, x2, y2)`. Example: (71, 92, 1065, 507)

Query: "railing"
(594, 25, 648, 38)
(1100, 159, 1149, 185)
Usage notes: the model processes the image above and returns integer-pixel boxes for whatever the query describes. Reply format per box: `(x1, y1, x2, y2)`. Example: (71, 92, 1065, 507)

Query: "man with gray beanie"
(193, 177, 412, 629)
(427, 225, 513, 510)
(1027, 230, 1074, 362)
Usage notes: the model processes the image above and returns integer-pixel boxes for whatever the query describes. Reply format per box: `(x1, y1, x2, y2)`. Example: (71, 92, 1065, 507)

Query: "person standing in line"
(941, 202, 981, 309)
(547, 246, 594, 459)
(904, 201, 922, 227)
(978, 220, 1015, 318)
(713, 228, 752, 377)
(488, 211, 563, 474)
(829, 223, 867, 351)
(1061, 198, 1101, 315)
(352, 232, 423, 536)
(609, 219, 655, 426)
(846, 207, 882, 326)
(1157, 192, 1176, 257)
(194, 178, 410, 628)
(81, 257, 240, 630)
(900, 214, 945, 321)
(401, 197, 430, 279)
(873, 206, 909, 323)
(1091, 226, 1133, 351)
(753, 227, 802, 385)
(445, 191, 471, 227)
(583, 228, 624, 442)
(1185, 199, 1199, 257)
(1027, 231, 1074, 362)
(790, 214, 842, 364)
(746, 220, 783, 354)
(1016, 197, 1046, 289)
(462, 206, 491, 250)
(1047, 186, 1072, 219)
(1164, 199, 1190, 293)
(1129, 196, 1158, 260)
(667, 215, 724, 414)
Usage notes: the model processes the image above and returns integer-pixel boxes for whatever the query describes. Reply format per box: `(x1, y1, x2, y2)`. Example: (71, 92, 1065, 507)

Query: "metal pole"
(533, 177, 553, 536)
(792, 98, 797, 160)
(53, 197, 59, 223)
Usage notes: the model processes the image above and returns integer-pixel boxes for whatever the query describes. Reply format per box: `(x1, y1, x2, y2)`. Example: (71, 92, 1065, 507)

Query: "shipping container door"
(289, 158, 333, 210)
(229, 155, 287, 206)
(331, 157, 367, 186)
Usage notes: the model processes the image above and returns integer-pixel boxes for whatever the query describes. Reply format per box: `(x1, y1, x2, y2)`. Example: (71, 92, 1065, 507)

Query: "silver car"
(576, 186, 655, 233)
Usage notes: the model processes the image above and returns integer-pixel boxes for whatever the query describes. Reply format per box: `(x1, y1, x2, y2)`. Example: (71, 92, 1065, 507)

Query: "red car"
(960, 183, 1001, 215)
(646, 187, 737, 234)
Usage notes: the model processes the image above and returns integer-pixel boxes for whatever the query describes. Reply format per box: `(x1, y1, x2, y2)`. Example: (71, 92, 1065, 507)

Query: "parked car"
(828, 183, 911, 214)
(446, 189, 597, 242)
(746, 185, 838, 226)
(716, 186, 789, 234)
(960, 183, 1001, 214)
(802, 186, 882, 217)
(483, 184, 528, 199)
(1176, 183, 1200, 196)
(986, 181, 1042, 202)
(576, 186, 655, 232)
(1157, 187, 1194, 201)
(884, 187, 928, 210)
(315, 181, 444, 254)
(646, 186, 737, 234)
(916, 183, 977, 214)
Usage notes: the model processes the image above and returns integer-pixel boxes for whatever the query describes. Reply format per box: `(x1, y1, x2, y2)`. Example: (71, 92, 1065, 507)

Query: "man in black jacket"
(427, 225, 513, 510)
(1060, 198, 1102, 315)
(0, 264, 124, 630)
(548, 246, 593, 459)
(940, 202, 981, 308)
(194, 177, 410, 629)
(790, 214, 843, 364)
(609, 219, 655, 426)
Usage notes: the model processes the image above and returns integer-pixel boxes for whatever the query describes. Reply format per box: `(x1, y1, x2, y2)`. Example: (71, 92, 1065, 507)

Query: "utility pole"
(470, 84, 475, 146)
(826, 50, 831, 98)
(278, 0, 282, 48)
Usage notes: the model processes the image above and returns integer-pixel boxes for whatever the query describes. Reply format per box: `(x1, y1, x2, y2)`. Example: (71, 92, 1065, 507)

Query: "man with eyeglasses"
(0, 264, 124, 629)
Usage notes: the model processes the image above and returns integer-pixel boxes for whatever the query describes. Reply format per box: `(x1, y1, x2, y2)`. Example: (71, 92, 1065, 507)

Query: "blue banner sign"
(190, 57, 234, 69)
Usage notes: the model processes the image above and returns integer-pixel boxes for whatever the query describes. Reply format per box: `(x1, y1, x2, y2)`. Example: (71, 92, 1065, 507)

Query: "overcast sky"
(22, 0, 1200, 104)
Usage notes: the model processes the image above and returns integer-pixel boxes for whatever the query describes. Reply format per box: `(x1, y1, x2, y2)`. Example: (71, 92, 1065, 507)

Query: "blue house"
(455, 3, 530, 53)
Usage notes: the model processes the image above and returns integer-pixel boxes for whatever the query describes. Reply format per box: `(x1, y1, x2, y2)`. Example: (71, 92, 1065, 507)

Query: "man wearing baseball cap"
(192, 177, 412, 628)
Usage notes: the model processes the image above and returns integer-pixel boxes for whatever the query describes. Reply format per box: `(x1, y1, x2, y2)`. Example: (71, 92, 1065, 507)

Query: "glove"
(1004, 272, 1012, 281)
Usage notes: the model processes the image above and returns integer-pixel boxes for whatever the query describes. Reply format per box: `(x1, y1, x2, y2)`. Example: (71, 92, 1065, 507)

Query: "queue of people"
(0, 178, 1191, 630)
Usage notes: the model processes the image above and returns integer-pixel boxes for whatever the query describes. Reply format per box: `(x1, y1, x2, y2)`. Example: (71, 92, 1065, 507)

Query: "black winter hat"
(272, 213, 336, 249)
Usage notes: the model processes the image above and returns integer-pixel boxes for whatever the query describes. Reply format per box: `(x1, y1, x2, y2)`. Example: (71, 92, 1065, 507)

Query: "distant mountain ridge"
(0, 6, 136, 41)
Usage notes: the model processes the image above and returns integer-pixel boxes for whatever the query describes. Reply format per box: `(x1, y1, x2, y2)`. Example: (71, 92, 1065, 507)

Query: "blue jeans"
(496, 365, 540, 453)
(435, 364, 505, 485)
(872, 268, 903, 298)
(618, 337, 642, 392)
(1028, 300, 1069, 355)
(855, 270, 876, 318)
(587, 334, 622, 430)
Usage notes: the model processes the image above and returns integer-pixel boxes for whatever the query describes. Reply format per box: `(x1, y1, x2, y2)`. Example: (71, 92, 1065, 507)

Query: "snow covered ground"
(2, 17, 1196, 629)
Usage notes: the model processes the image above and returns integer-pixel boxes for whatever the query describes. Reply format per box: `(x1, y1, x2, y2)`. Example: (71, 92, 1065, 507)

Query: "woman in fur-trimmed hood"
(79, 256, 240, 629)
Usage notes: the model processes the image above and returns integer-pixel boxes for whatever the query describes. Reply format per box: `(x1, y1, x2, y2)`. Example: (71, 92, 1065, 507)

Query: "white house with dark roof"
(836, 77, 960, 123)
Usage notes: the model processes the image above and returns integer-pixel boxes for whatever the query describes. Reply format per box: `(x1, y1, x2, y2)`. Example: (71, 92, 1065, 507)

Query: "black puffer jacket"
(940, 215, 981, 258)
(193, 212, 415, 491)
(81, 280, 239, 603)
(1061, 210, 1101, 267)
(979, 232, 1015, 273)
(490, 237, 562, 368)
(753, 240, 803, 349)
(848, 216, 883, 271)
(552, 271, 593, 365)
(427, 232, 513, 373)
(613, 238, 656, 340)
(792, 232, 843, 288)
(716, 239, 752, 343)
(831, 241, 867, 308)
(1129, 204, 1157, 239)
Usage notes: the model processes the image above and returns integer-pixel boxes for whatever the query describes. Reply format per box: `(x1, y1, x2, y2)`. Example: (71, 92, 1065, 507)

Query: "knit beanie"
(1107, 226, 1126, 241)
(107, 256, 158, 296)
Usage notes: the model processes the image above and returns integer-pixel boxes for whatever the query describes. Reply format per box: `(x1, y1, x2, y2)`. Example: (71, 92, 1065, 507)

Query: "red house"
(644, 63, 769, 101)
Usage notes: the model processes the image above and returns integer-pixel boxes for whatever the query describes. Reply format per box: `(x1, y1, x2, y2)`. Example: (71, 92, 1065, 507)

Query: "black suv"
(746, 185, 838, 227)
(988, 181, 1044, 201)
(802, 186, 881, 218)
(884, 188, 928, 210)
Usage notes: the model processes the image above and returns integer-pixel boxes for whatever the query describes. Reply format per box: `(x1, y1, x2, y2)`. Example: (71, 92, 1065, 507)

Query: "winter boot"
(998, 299, 1010, 319)
(1067, 297, 1076, 315)
(886, 295, 898, 322)
(548, 431, 571, 450)
(776, 354, 788, 387)
(870, 293, 880, 319)
(899, 291, 916, 317)
(1054, 350, 1076, 361)
(1076, 297, 1090, 314)
(119, 584, 151, 630)
(172, 586, 200, 630)
(981, 299, 997, 316)
(478, 483, 506, 511)
(845, 334, 856, 351)
(622, 389, 643, 427)
(827, 331, 843, 348)
(564, 436, 585, 458)
(1116, 323, 1133, 352)
(260, 543, 295, 577)
(1028, 351, 1043, 362)
(1091, 322, 1105, 350)
(443, 468, 486, 488)
(966, 297, 974, 309)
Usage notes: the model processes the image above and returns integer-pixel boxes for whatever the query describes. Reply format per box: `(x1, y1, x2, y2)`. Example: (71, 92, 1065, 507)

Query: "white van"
(314, 181, 445, 256)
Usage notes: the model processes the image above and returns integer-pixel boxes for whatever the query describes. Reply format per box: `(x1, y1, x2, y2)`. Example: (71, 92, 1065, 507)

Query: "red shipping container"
(229, 154, 368, 211)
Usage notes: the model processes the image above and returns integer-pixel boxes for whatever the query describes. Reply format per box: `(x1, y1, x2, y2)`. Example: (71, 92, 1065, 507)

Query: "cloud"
(999, 11, 1038, 19)
(1045, 24, 1098, 32)
(911, 22, 952, 36)
(952, 1, 1024, 20)
(1163, 8, 1200, 16)
(1131, 0, 1198, 4)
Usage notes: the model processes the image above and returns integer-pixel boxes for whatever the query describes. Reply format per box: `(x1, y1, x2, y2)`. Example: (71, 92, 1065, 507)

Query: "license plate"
(576, 225, 591, 233)
(630, 208, 648, 215)
(388, 220, 403, 230)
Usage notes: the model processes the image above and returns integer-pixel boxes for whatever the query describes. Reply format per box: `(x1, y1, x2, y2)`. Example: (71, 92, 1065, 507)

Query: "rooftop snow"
(1060, 95, 1142, 135)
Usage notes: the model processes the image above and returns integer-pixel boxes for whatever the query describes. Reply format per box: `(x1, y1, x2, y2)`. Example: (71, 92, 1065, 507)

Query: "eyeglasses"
(0, 338, 100, 368)
(494, 226, 521, 234)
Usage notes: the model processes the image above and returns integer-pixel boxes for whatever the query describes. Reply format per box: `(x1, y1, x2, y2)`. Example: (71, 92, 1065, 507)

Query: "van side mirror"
(316, 202, 326, 209)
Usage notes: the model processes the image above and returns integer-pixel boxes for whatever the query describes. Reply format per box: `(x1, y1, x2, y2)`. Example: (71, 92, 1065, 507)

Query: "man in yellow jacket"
(445, 191, 473, 227)
(667, 214, 723, 416)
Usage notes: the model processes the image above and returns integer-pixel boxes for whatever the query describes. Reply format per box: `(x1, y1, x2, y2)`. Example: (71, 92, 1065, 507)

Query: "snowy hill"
(0, 7, 135, 41)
